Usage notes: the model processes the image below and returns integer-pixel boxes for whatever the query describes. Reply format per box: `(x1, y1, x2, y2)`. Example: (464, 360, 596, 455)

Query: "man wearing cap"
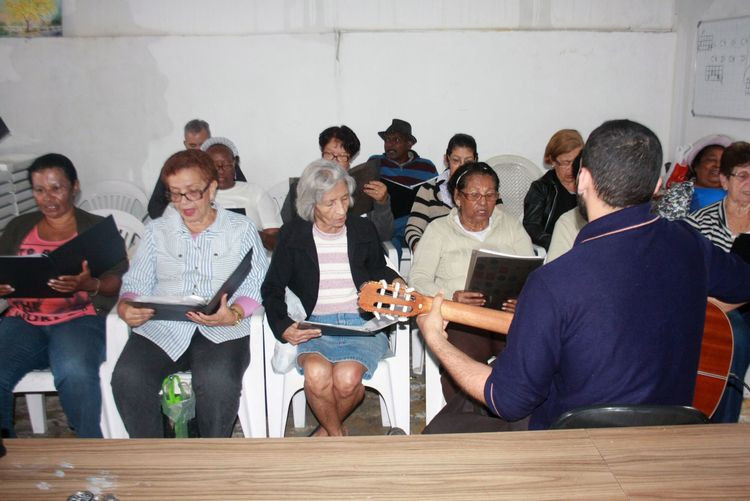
(202, 137, 282, 251)
(418, 119, 750, 433)
(350, 119, 437, 254)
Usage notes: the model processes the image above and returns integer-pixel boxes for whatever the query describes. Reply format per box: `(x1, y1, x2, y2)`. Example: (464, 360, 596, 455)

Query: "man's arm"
(417, 293, 492, 404)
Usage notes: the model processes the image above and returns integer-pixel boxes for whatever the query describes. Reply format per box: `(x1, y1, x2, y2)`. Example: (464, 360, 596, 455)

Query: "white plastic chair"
(89, 208, 145, 258)
(424, 345, 447, 426)
(99, 310, 268, 438)
(263, 315, 411, 437)
(384, 241, 424, 375)
(78, 180, 149, 221)
(267, 179, 293, 213)
(485, 155, 544, 222)
(12, 369, 57, 434)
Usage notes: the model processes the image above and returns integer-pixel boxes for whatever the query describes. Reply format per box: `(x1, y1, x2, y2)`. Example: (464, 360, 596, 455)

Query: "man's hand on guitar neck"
(417, 292, 493, 406)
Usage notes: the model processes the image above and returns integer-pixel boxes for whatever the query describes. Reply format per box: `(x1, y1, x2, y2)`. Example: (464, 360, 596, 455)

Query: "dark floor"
(11, 372, 750, 438)
(12, 370, 427, 438)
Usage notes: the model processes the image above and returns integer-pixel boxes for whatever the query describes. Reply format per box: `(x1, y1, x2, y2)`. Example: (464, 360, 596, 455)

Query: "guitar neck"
(419, 295, 513, 334)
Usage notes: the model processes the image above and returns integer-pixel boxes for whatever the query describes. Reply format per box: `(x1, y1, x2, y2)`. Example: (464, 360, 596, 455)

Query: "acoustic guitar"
(358, 281, 733, 418)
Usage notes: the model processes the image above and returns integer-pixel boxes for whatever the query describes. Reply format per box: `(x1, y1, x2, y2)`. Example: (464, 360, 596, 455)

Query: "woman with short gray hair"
(295, 160, 356, 222)
(262, 160, 402, 436)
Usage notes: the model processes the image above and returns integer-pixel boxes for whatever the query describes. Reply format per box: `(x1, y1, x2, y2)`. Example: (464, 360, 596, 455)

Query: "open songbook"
(126, 248, 254, 322)
(464, 249, 544, 311)
(0, 215, 126, 298)
(298, 315, 397, 337)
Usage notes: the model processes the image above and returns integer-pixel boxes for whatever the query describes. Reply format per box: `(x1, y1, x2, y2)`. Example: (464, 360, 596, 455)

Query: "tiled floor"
(11, 374, 749, 438)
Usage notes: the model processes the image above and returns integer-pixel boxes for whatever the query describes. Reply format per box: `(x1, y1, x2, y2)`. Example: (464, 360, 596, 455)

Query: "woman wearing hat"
(202, 137, 282, 251)
(655, 134, 733, 220)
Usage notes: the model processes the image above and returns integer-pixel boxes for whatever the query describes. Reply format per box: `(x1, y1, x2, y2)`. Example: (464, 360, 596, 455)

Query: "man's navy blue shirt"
(484, 203, 750, 429)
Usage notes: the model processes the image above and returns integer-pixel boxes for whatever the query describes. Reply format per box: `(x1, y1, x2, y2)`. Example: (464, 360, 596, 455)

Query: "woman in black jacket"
(523, 129, 583, 250)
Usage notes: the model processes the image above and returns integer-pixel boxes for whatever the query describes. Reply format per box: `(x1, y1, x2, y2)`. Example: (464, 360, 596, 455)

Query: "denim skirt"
(296, 312, 389, 380)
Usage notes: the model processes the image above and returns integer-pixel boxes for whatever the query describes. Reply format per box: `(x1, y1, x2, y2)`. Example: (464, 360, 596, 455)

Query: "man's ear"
(652, 176, 663, 196)
(577, 166, 592, 195)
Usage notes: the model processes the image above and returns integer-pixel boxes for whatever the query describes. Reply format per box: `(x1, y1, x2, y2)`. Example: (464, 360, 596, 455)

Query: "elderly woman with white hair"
(261, 160, 401, 436)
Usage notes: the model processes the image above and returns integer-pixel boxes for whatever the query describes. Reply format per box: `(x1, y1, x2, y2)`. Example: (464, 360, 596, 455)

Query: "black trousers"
(111, 331, 250, 438)
(423, 390, 530, 434)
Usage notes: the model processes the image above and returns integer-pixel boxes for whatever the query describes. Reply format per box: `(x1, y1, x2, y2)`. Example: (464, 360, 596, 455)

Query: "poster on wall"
(0, 0, 62, 37)
(692, 16, 750, 120)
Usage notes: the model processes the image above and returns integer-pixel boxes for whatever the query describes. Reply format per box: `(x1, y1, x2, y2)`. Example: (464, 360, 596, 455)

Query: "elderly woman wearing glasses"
(262, 159, 401, 436)
(409, 162, 534, 402)
(112, 149, 268, 438)
(523, 129, 584, 251)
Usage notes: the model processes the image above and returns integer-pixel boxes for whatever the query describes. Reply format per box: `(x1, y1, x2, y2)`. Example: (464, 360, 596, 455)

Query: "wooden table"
(1, 424, 748, 500)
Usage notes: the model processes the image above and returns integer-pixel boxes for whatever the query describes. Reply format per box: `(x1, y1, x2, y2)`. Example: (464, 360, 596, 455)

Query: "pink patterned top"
(6, 226, 96, 325)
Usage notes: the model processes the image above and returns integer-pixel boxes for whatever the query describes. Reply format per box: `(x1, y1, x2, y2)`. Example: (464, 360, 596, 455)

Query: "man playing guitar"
(417, 120, 750, 432)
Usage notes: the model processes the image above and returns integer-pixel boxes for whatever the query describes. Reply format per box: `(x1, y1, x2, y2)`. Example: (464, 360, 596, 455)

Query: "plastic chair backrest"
(267, 179, 294, 213)
(551, 404, 709, 429)
(78, 180, 149, 221)
(89, 208, 146, 257)
(484, 155, 544, 222)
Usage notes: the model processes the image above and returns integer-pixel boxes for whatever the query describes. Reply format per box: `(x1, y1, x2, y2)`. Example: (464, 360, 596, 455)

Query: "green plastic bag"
(161, 374, 195, 438)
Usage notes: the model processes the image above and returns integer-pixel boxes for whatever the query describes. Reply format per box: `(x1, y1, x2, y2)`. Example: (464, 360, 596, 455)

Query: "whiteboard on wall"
(692, 16, 750, 120)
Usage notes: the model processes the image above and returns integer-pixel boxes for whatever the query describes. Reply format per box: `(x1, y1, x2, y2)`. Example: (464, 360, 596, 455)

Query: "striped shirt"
(120, 205, 268, 360)
(686, 200, 734, 252)
(311, 224, 358, 315)
(404, 170, 453, 251)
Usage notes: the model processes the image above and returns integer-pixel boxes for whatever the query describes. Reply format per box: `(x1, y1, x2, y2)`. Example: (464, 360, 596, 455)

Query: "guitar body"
(693, 301, 733, 418)
(358, 282, 734, 418)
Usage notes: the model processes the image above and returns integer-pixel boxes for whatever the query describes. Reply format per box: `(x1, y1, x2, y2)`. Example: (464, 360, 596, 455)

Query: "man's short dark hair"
(318, 125, 361, 157)
(581, 119, 662, 208)
(184, 119, 211, 137)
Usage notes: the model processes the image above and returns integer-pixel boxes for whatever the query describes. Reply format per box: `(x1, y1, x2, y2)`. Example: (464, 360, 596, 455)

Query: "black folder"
(297, 315, 397, 337)
(0, 215, 126, 298)
(464, 249, 544, 311)
(126, 248, 254, 322)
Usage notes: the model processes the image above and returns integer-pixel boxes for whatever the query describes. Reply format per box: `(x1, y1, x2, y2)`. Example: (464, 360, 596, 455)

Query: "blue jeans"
(711, 309, 750, 423)
(0, 315, 105, 438)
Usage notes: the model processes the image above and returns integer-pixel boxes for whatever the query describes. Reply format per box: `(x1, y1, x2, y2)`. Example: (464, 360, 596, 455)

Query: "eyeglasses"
(554, 158, 576, 167)
(165, 185, 210, 203)
(729, 172, 750, 183)
(322, 151, 351, 163)
(213, 160, 235, 171)
(459, 191, 498, 202)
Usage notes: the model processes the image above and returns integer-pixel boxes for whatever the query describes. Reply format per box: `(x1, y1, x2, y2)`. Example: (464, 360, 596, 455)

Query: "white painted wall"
(0, 0, 681, 194)
(671, 0, 750, 156)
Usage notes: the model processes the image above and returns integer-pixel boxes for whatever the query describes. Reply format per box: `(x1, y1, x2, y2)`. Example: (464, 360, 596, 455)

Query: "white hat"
(685, 134, 733, 167)
(201, 136, 239, 157)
